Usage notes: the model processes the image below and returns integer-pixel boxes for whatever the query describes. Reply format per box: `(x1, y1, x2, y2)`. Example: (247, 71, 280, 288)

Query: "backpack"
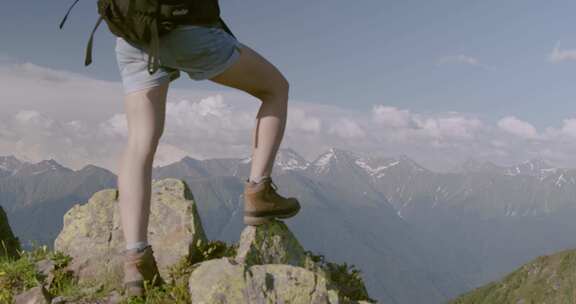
(59, 0, 236, 74)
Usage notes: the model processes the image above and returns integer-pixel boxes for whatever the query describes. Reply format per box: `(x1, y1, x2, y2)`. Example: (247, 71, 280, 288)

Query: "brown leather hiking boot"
(243, 176, 301, 226)
(122, 244, 165, 298)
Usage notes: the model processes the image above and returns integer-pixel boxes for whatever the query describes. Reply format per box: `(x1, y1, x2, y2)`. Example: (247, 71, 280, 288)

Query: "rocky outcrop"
(188, 220, 372, 303)
(53, 178, 207, 289)
(42, 177, 374, 303)
(235, 220, 311, 266)
(188, 257, 338, 303)
(0, 205, 21, 259)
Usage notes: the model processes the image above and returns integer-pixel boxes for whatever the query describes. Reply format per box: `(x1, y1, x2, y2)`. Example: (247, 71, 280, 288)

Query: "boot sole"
(243, 205, 300, 226)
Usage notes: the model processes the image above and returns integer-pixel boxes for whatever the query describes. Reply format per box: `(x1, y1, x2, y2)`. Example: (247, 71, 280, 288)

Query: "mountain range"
(2, 148, 576, 303)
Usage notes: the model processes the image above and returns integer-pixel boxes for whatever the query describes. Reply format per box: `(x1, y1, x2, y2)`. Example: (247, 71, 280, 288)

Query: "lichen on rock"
(53, 178, 207, 289)
(188, 257, 337, 304)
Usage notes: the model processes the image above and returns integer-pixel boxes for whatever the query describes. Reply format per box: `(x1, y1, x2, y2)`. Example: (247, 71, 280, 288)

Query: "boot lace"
(266, 179, 281, 198)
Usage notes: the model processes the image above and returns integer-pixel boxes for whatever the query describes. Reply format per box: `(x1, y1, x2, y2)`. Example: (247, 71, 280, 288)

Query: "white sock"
(250, 175, 269, 184)
(126, 240, 149, 251)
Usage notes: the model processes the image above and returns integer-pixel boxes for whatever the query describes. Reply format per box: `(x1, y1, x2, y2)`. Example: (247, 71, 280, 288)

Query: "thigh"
(116, 37, 180, 95)
(123, 82, 169, 153)
(207, 43, 288, 98)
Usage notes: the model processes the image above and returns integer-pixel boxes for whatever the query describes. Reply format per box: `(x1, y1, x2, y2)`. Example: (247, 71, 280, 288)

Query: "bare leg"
(209, 44, 289, 181)
(117, 82, 169, 247)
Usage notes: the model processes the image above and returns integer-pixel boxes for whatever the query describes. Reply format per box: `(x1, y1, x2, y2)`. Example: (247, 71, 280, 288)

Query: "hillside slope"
(450, 247, 576, 303)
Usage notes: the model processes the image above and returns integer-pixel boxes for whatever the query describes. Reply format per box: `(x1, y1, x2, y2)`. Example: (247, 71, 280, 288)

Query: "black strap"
(59, 0, 81, 29)
(127, 0, 135, 22)
(147, 20, 161, 74)
(218, 17, 235, 39)
(85, 16, 104, 66)
(147, 1, 162, 74)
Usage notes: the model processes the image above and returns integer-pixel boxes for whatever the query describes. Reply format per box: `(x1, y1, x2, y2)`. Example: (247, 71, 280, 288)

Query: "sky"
(2, 0, 576, 172)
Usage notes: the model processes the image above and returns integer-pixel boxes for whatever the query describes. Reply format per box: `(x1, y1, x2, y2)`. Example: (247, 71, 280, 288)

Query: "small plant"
(0, 234, 21, 259)
(196, 240, 238, 262)
(305, 250, 377, 303)
(45, 249, 76, 297)
(0, 242, 49, 302)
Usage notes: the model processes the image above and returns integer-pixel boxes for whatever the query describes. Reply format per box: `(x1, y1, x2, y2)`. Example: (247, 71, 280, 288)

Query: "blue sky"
(3, 0, 576, 128)
(3, 0, 576, 171)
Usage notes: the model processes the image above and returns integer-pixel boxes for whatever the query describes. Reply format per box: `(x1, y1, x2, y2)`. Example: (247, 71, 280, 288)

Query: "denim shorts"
(115, 24, 243, 94)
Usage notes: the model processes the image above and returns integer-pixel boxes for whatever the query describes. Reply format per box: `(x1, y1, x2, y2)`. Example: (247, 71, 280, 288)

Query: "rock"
(187, 219, 373, 303)
(53, 178, 207, 289)
(13, 285, 52, 304)
(0, 204, 21, 259)
(235, 219, 328, 278)
(104, 290, 122, 304)
(35, 258, 56, 277)
(188, 258, 246, 302)
(235, 219, 308, 266)
(35, 258, 57, 288)
(50, 296, 67, 304)
(247, 264, 332, 303)
(188, 257, 338, 304)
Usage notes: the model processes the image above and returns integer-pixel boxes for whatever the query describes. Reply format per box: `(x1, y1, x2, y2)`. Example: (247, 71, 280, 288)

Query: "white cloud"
(437, 54, 494, 70)
(418, 116, 483, 140)
(498, 116, 538, 139)
(548, 41, 576, 63)
(328, 118, 366, 139)
(559, 118, 576, 137)
(98, 114, 128, 138)
(372, 106, 415, 128)
(371, 105, 483, 141)
(438, 55, 480, 66)
(287, 108, 322, 133)
(14, 110, 55, 129)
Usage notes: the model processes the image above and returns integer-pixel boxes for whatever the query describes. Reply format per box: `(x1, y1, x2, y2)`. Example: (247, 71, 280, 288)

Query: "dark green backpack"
(60, 0, 235, 74)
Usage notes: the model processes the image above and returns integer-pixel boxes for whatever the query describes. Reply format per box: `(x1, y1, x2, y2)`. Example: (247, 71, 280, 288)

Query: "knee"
(252, 74, 290, 102)
(126, 133, 162, 162)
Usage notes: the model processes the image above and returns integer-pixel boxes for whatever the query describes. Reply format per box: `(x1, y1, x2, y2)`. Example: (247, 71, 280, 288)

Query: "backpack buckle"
(160, 21, 176, 32)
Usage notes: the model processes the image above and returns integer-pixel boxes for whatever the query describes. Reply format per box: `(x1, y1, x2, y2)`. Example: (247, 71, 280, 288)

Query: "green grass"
(0, 241, 50, 303)
(305, 250, 377, 303)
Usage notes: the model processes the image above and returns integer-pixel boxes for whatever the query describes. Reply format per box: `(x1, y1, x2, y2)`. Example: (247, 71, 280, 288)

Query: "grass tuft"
(305, 250, 377, 303)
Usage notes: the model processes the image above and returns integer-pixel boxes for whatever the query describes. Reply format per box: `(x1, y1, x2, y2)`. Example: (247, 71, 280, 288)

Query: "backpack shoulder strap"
(59, 0, 82, 29)
(218, 17, 235, 38)
(84, 16, 104, 66)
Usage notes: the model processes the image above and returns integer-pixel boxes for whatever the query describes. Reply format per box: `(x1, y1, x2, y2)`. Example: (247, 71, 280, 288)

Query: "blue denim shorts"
(115, 24, 243, 94)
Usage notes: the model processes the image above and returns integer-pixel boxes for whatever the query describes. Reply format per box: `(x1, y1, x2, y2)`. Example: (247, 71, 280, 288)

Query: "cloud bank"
(2, 60, 576, 173)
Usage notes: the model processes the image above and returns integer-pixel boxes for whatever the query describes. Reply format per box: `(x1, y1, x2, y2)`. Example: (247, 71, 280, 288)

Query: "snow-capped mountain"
(7, 148, 576, 304)
(13, 159, 72, 177)
(0, 155, 24, 173)
(274, 147, 310, 171)
(0, 156, 73, 177)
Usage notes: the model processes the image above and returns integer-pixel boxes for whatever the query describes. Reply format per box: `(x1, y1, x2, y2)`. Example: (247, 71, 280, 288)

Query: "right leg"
(208, 44, 300, 225)
(117, 82, 169, 250)
(208, 44, 290, 183)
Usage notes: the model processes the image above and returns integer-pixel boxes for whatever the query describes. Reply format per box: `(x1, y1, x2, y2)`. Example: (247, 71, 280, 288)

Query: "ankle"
(249, 175, 270, 184)
(125, 240, 149, 252)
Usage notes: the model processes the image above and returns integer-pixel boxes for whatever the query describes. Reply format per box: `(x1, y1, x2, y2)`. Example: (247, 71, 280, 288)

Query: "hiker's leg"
(117, 81, 169, 247)
(208, 44, 289, 182)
